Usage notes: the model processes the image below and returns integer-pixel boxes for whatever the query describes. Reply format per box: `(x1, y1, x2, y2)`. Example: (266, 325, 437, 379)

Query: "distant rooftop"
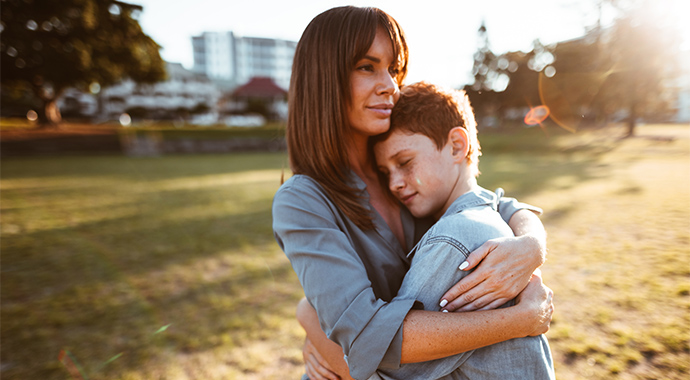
(233, 77, 287, 97)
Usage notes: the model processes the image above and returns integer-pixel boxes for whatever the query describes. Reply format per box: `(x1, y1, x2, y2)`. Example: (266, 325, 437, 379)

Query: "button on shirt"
(272, 172, 534, 380)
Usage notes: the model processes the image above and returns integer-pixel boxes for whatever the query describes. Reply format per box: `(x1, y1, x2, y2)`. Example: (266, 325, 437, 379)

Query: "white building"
(99, 62, 221, 122)
(192, 32, 297, 91)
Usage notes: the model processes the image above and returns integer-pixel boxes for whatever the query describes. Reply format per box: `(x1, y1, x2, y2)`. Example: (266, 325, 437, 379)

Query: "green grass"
(1, 153, 304, 379)
(1, 123, 689, 379)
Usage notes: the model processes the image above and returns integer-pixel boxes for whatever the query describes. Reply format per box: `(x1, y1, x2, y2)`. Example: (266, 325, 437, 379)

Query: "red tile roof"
(233, 77, 287, 97)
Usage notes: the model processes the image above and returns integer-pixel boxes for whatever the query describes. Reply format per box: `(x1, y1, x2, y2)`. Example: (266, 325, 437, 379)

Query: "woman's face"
(348, 28, 401, 139)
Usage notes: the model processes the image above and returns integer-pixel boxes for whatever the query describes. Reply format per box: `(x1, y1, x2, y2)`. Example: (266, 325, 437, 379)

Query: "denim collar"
(439, 186, 504, 220)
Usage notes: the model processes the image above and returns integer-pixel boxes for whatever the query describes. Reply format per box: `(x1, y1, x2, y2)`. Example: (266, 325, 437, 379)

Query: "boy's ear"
(448, 127, 470, 162)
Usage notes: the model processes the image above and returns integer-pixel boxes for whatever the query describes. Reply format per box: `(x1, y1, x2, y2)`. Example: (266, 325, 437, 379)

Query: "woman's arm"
(298, 271, 554, 368)
(297, 298, 354, 380)
(440, 209, 547, 312)
(402, 272, 553, 363)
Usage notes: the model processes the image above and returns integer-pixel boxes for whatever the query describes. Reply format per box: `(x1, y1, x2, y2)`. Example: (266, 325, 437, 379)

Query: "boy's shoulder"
(415, 187, 512, 251)
(438, 186, 502, 221)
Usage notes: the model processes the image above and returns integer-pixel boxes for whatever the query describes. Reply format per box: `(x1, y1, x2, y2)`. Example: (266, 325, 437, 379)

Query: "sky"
(131, 0, 689, 89)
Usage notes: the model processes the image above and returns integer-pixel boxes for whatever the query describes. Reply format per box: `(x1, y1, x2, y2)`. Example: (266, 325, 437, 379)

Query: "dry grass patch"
(493, 124, 690, 380)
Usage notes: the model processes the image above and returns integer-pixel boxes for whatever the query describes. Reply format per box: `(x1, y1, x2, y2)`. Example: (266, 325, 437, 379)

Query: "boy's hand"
(439, 235, 544, 312)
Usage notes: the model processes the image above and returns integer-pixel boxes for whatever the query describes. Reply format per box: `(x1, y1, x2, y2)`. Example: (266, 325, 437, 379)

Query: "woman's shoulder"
(276, 174, 327, 197)
(273, 174, 348, 229)
(273, 174, 335, 210)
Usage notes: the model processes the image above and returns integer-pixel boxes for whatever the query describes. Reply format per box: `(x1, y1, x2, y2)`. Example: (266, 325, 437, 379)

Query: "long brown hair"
(287, 6, 408, 230)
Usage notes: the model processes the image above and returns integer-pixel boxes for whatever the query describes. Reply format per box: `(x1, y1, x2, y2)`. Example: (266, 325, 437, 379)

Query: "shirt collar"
(347, 169, 369, 193)
(439, 186, 501, 219)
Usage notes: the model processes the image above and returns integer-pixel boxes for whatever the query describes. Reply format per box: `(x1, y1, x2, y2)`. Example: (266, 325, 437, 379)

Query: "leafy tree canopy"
(0, 0, 166, 125)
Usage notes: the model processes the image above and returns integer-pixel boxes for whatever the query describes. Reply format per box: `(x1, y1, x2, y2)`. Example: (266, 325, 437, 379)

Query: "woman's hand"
(303, 336, 341, 380)
(440, 234, 545, 312)
(514, 272, 554, 336)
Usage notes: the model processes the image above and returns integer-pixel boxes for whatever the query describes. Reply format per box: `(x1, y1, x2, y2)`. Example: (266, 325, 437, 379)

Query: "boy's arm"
(400, 243, 553, 364)
(439, 209, 547, 312)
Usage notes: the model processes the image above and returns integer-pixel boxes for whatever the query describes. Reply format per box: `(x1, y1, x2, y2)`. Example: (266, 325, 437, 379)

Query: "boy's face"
(374, 129, 461, 220)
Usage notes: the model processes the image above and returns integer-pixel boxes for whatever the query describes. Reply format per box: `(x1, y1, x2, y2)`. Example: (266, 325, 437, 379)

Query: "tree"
(500, 41, 553, 110)
(598, 0, 681, 136)
(542, 0, 682, 136)
(0, 0, 166, 127)
(466, 27, 556, 128)
(470, 22, 504, 93)
(540, 34, 608, 131)
(465, 22, 511, 127)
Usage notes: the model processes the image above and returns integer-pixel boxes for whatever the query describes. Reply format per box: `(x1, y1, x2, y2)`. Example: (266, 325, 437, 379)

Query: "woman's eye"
(400, 159, 411, 167)
(357, 64, 374, 72)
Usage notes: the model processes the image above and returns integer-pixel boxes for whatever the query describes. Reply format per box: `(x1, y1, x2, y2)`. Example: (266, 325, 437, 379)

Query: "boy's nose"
(389, 172, 405, 192)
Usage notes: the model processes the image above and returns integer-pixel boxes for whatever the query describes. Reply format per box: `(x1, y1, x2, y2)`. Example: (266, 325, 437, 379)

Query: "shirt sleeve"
(272, 177, 417, 380)
(496, 191, 543, 223)
(386, 240, 477, 379)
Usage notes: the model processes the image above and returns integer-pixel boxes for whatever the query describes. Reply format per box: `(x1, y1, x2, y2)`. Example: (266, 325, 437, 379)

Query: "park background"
(1, 0, 689, 379)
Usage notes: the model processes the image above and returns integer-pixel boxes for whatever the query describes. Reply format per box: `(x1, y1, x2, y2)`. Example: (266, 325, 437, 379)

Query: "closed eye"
(377, 167, 389, 176)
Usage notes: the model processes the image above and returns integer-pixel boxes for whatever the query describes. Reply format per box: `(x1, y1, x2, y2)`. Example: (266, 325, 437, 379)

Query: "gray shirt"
(272, 173, 532, 380)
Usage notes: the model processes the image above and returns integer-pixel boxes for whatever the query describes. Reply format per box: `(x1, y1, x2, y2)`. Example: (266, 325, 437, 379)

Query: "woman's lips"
(368, 103, 394, 117)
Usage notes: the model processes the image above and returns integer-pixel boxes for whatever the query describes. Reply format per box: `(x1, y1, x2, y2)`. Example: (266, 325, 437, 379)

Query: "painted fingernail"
(440, 299, 448, 308)
(459, 261, 469, 270)
(442, 309, 449, 313)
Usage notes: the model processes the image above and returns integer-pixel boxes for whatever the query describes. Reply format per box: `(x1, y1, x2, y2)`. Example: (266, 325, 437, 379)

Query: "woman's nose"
(377, 71, 398, 96)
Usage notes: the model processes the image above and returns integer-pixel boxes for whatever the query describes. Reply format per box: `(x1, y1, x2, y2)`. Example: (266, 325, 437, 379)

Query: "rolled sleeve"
(339, 295, 417, 377)
(497, 195, 543, 223)
(273, 176, 415, 380)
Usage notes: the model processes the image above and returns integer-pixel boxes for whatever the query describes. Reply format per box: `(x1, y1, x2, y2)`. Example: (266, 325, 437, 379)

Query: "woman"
(272, 6, 553, 380)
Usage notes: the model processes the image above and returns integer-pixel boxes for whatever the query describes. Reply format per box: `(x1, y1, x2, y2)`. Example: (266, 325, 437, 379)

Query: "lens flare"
(58, 349, 87, 380)
(119, 113, 132, 126)
(537, 64, 619, 133)
(26, 110, 38, 122)
(524, 105, 550, 126)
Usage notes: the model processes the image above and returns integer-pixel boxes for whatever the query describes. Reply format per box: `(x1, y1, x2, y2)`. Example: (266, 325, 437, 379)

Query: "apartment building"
(192, 31, 297, 91)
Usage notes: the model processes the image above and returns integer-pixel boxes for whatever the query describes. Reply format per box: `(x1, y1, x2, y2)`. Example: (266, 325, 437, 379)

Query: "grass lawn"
(1, 123, 688, 379)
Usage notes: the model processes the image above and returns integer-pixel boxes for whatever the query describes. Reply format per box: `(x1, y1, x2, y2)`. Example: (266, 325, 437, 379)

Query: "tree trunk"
(626, 117, 635, 137)
(625, 101, 637, 138)
(37, 97, 62, 129)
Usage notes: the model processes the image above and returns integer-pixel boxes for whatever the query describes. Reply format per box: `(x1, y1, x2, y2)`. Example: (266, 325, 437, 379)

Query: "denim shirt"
(272, 173, 537, 380)
(401, 187, 534, 311)
(373, 187, 549, 380)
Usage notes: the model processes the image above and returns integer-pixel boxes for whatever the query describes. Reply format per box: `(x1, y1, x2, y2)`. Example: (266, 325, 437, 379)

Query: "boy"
(371, 82, 554, 379)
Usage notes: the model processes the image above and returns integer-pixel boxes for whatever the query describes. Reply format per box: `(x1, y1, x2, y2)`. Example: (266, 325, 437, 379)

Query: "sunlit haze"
(133, 0, 689, 89)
